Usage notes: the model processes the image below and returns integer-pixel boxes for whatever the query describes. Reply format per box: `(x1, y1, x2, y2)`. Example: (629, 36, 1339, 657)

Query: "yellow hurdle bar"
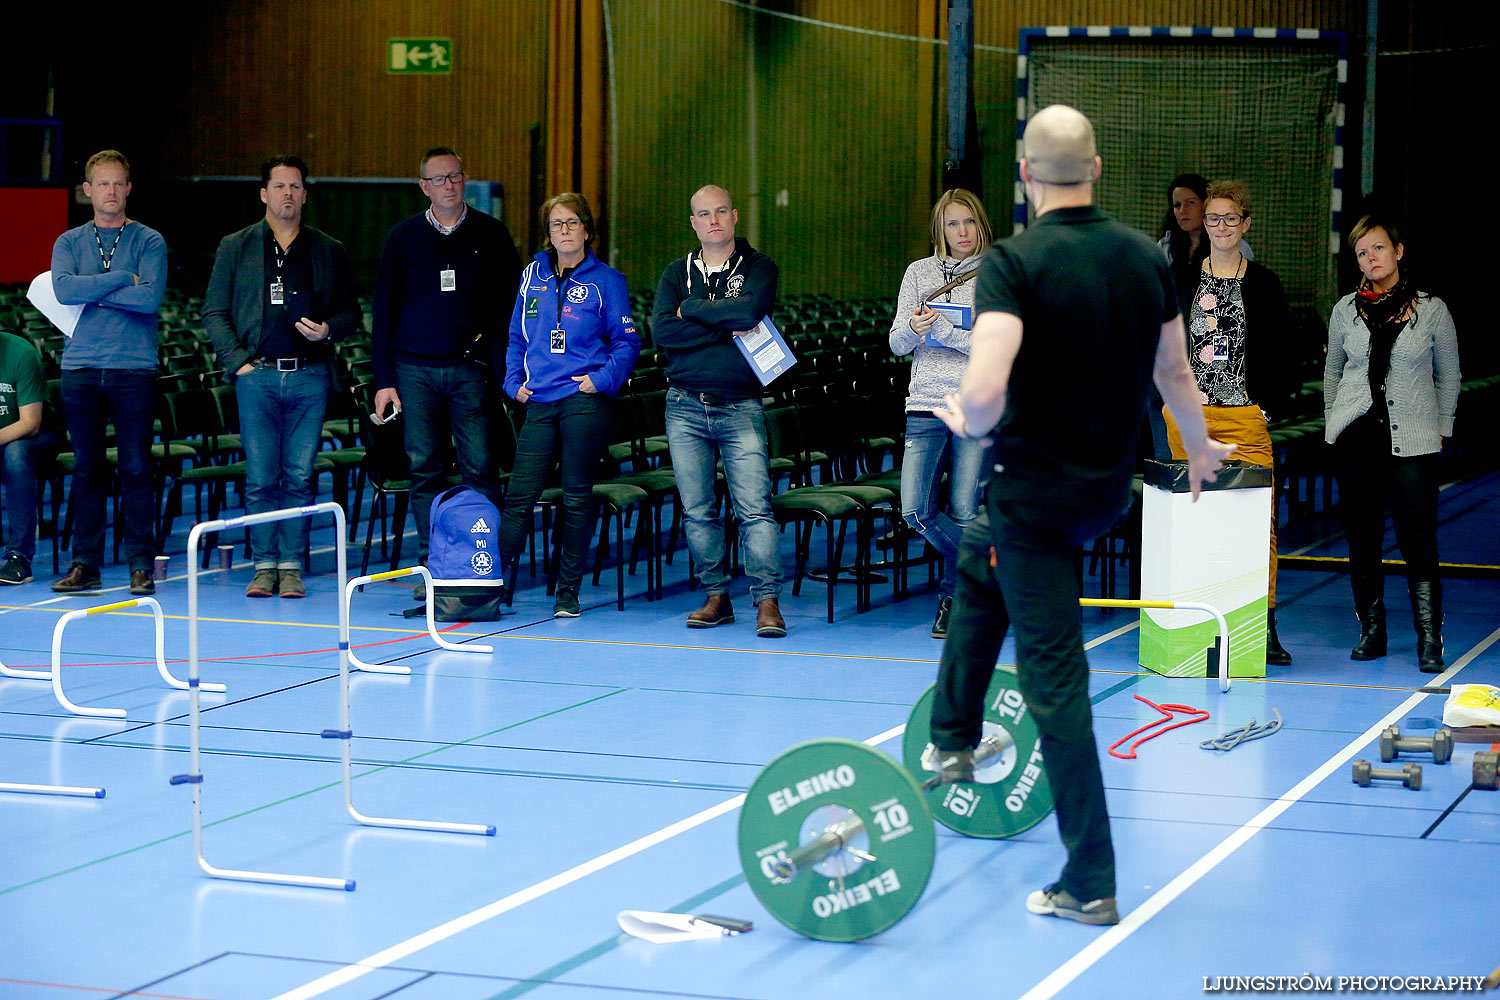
(344, 565, 493, 675)
(1079, 597, 1232, 692)
(47, 596, 227, 719)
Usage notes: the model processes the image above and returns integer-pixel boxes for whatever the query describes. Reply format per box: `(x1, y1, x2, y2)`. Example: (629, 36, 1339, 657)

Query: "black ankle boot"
(1349, 573, 1387, 661)
(1265, 607, 1292, 666)
(1411, 579, 1444, 673)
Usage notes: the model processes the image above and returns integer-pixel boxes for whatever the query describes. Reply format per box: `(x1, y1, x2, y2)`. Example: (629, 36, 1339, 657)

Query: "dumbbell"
(1378, 726, 1453, 764)
(1351, 759, 1422, 790)
(1474, 752, 1499, 791)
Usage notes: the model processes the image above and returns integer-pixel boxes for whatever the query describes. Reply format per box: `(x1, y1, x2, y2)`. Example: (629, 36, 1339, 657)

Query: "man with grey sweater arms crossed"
(50, 150, 167, 596)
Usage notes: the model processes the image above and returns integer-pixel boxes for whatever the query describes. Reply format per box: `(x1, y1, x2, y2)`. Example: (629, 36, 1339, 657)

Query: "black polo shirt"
(261, 229, 317, 359)
(976, 204, 1178, 520)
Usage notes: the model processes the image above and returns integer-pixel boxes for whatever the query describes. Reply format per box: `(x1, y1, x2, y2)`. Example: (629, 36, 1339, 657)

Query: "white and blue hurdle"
(1, 595, 227, 723)
(173, 502, 495, 892)
(344, 565, 493, 674)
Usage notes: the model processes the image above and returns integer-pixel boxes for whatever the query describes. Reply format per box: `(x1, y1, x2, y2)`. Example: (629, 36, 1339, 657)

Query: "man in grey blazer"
(202, 155, 360, 597)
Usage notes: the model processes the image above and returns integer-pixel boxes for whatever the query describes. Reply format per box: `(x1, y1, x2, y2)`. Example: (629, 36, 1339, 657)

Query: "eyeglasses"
(548, 219, 584, 232)
(422, 171, 466, 186)
(1205, 214, 1244, 227)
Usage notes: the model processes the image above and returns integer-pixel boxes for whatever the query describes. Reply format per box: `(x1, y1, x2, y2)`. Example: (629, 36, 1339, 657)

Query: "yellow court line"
(0, 603, 466, 637)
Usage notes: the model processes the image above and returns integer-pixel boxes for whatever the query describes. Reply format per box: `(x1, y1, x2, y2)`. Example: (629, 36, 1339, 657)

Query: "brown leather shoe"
(52, 563, 102, 593)
(755, 598, 787, 638)
(128, 569, 155, 596)
(686, 593, 734, 628)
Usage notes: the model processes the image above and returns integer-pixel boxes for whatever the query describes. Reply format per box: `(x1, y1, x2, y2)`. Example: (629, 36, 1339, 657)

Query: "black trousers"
(1334, 418, 1440, 582)
(497, 392, 613, 592)
(930, 500, 1119, 902)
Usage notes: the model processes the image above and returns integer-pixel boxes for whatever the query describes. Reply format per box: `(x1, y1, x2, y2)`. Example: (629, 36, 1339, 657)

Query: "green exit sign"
(388, 39, 453, 74)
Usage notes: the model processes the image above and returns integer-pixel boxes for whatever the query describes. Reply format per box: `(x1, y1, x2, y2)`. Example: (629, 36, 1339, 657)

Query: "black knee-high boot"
(1411, 579, 1443, 672)
(1350, 573, 1387, 661)
(1265, 607, 1292, 666)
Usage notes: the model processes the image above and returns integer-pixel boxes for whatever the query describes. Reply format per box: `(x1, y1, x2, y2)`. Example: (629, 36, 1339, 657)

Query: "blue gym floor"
(3, 472, 1498, 999)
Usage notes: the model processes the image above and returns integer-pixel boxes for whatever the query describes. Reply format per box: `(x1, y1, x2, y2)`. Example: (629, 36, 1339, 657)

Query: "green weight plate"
(738, 738, 935, 942)
(903, 667, 1054, 839)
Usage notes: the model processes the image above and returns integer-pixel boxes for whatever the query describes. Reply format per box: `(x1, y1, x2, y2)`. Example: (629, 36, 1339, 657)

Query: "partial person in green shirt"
(0, 331, 50, 585)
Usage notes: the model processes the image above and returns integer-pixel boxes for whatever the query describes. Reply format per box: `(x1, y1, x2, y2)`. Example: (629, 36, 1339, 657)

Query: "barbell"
(737, 667, 1054, 941)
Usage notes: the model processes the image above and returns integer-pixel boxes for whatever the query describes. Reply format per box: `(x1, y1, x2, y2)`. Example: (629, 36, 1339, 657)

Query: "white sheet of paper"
(617, 910, 730, 944)
(27, 271, 83, 337)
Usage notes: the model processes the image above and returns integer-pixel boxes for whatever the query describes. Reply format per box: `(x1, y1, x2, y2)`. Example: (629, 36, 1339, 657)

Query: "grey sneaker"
(1026, 883, 1120, 925)
(278, 568, 306, 599)
(0, 554, 33, 585)
(553, 589, 581, 618)
(245, 568, 278, 597)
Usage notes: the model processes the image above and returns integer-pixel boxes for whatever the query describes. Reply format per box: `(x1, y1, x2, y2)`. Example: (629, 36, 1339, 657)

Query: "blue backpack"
(426, 486, 506, 621)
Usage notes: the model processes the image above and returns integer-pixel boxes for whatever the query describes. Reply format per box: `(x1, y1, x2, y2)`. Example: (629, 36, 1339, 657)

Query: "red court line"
(1, 622, 470, 672)
(0, 976, 214, 999)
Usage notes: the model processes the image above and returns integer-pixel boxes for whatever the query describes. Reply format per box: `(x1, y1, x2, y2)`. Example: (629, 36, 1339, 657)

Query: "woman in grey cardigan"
(888, 189, 994, 639)
(1324, 215, 1460, 670)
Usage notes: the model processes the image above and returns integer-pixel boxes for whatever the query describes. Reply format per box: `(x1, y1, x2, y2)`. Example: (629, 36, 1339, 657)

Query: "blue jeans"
(664, 387, 782, 603)
(899, 413, 992, 596)
(61, 368, 158, 572)
(498, 393, 612, 592)
(395, 361, 502, 558)
(236, 365, 328, 569)
(2, 429, 61, 562)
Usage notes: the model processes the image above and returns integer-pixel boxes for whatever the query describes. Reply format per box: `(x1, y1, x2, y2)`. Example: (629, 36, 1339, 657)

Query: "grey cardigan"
(888, 252, 983, 412)
(1323, 291, 1460, 457)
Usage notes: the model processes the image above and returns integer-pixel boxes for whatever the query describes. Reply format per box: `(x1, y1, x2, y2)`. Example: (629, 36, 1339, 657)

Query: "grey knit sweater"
(1323, 290, 1460, 457)
(888, 252, 983, 412)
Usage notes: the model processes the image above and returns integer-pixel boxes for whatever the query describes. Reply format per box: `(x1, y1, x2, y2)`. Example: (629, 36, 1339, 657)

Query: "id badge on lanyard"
(269, 280, 284, 306)
(441, 268, 456, 292)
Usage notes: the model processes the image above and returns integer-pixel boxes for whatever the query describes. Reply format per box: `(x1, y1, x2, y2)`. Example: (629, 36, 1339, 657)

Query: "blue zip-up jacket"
(505, 249, 640, 401)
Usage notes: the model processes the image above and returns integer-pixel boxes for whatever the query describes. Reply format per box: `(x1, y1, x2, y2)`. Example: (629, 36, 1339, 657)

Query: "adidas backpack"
(426, 485, 506, 621)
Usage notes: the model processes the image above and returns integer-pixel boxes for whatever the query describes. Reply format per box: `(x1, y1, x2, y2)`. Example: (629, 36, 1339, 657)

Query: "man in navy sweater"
(651, 185, 785, 638)
(49, 150, 167, 596)
(372, 147, 522, 568)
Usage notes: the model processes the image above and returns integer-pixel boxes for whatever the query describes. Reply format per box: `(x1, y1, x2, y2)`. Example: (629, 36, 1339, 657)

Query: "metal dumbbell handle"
(1381, 727, 1453, 764)
(769, 814, 869, 882)
(1353, 759, 1422, 789)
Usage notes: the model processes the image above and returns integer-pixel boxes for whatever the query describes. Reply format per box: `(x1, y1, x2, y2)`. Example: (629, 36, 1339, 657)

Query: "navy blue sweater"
(371, 210, 522, 387)
(651, 238, 778, 398)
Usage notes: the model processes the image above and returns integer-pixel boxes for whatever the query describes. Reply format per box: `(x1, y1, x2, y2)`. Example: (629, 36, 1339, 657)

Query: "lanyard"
(93, 222, 126, 272)
(554, 264, 578, 328)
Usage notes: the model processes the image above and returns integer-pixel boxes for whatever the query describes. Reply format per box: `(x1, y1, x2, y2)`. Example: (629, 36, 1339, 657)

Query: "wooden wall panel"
(165, 1, 548, 226)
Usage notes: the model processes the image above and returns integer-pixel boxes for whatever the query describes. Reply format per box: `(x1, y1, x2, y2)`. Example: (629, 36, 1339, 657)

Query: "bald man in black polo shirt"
(924, 105, 1233, 926)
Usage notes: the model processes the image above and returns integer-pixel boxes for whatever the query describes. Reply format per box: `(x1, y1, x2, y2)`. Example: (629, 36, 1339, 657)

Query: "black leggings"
(1334, 417, 1440, 581)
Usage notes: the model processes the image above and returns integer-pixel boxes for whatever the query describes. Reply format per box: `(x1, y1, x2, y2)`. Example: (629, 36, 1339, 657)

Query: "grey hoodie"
(888, 252, 983, 412)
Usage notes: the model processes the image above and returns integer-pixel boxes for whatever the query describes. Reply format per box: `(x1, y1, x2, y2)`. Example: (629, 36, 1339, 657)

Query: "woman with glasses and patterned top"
(1324, 215, 1459, 671)
(1161, 179, 1297, 665)
(888, 189, 995, 640)
(498, 192, 641, 618)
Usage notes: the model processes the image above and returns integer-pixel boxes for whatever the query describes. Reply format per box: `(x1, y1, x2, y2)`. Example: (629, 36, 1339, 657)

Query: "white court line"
(268, 623, 1142, 999)
(1018, 621, 1500, 1000)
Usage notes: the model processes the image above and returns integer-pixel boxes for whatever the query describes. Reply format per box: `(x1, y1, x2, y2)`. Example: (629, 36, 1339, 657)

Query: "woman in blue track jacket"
(498, 192, 640, 617)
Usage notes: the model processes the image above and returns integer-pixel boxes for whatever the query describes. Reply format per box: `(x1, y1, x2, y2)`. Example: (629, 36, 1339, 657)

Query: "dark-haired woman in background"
(1324, 216, 1460, 671)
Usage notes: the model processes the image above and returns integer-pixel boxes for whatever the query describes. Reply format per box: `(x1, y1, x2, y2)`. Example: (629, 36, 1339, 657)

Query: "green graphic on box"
(1139, 596, 1268, 678)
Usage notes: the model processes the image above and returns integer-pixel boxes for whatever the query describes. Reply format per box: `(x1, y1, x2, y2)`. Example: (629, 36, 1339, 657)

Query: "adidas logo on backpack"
(470, 517, 490, 533)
